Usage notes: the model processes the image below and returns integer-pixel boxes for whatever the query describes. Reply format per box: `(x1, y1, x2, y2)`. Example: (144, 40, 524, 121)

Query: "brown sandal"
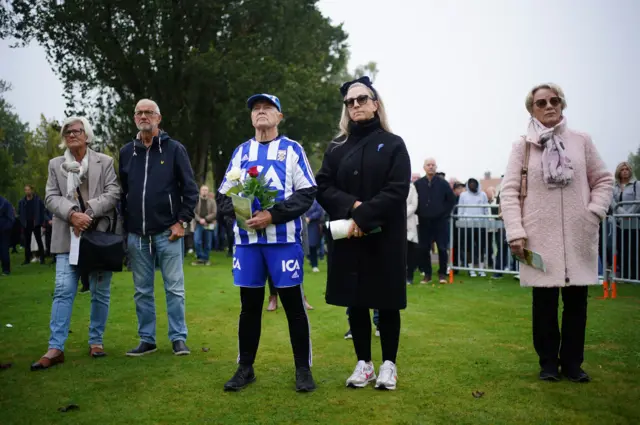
(30, 352, 65, 371)
(89, 346, 107, 358)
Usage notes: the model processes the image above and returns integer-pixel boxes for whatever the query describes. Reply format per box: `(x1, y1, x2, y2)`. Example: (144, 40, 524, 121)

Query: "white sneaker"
(469, 270, 477, 277)
(312, 267, 320, 273)
(514, 274, 520, 280)
(375, 328, 380, 337)
(346, 360, 376, 388)
(479, 271, 487, 277)
(375, 360, 397, 390)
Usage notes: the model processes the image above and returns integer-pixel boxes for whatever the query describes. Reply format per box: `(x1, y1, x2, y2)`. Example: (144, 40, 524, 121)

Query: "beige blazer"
(45, 149, 121, 254)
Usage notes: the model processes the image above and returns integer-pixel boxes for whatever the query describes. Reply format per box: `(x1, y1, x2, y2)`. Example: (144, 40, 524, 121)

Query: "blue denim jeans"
(49, 254, 111, 351)
(128, 231, 187, 344)
(194, 223, 214, 261)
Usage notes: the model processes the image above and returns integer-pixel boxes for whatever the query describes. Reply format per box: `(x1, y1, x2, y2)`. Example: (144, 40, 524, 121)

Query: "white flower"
(226, 167, 242, 182)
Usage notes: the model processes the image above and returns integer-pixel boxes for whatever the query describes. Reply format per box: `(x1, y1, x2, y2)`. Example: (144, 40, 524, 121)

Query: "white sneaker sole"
(375, 381, 397, 390)
(125, 348, 157, 357)
(174, 350, 191, 356)
(346, 376, 377, 388)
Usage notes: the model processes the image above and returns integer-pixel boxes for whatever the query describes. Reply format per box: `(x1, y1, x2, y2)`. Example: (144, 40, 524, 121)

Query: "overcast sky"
(1, 0, 639, 181)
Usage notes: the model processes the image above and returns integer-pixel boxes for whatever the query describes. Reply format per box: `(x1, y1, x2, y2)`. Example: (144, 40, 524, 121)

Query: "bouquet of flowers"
(225, 166, 278, 231)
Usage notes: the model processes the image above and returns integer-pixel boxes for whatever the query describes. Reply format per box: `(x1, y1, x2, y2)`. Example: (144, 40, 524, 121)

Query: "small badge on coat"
(161, 161, 164, 164)
(377, 143, 384, 151)
(277, 150, 287, 161)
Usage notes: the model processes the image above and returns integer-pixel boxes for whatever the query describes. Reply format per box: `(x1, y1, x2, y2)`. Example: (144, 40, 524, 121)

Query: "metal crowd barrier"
(608, 201, 640, 294)
(448, 204, 519, 279)
(446, 204, 638, 297)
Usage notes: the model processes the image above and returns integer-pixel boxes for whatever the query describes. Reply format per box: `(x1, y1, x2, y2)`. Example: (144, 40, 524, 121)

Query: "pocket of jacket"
(583, 209, 601, 226)
(168, 194, 174, 216)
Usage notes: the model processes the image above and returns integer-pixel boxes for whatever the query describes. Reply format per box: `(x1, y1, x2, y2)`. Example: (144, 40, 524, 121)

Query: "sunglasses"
(534, 97, 562, 109)
(344, 95, 373, 108)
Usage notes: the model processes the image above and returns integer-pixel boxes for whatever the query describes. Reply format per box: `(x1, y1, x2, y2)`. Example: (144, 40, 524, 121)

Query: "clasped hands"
(246, 210, 272, 230)
(70, 212, 92, 237)
(347, 201, 364, 239)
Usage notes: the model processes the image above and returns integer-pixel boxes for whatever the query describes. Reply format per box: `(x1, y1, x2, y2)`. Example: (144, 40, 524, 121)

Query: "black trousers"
(532, 286, 588, 372)
(419, 217, 449, 277)
(44, 224, 52, 257)
(267, 275, 277, 297)
(23, 224, 45, 263)
(406, 241, 420, 282)
(0, 229, 10, 273)
(238, 285, 311, 369)
(349, 307, 401, 364)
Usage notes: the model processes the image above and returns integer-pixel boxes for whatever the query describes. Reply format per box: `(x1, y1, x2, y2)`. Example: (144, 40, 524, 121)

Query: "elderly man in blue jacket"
(0, 195, 15, 275)
(119, 99, 199, 357)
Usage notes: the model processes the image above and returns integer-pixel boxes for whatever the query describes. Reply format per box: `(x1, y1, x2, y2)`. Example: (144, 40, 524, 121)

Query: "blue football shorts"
(232, 243, 304, 288)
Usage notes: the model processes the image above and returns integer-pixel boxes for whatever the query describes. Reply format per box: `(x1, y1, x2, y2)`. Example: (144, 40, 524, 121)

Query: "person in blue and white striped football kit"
(218, 93, 317, 393)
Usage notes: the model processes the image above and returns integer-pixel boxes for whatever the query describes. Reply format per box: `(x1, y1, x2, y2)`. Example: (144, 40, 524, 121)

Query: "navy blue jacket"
(0, 196, 15, 232)
(119, 131, 198, 236)
(414, 176, 456, 220)
(17, 194, 46, 228)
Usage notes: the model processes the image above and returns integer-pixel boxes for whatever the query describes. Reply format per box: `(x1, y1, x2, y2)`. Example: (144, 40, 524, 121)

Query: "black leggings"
(348, 307, 401, 364)
(238, 286, 311, 369)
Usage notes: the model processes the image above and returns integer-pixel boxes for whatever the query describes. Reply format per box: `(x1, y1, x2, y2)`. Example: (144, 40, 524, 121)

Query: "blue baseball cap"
(247, 93, 282, 112)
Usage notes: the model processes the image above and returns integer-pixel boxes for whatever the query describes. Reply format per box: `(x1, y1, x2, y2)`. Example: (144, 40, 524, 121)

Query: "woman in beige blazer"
(31, 116, 120, 370)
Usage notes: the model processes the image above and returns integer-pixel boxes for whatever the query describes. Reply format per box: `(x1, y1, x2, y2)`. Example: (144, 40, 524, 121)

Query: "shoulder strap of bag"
(75, 188, 116, 232)
(76, 188, 87, 213)
(519, 138, 531, 211)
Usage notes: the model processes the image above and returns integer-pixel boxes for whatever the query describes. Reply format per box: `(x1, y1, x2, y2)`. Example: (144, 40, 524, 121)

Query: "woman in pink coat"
(501, 83, 613, 383)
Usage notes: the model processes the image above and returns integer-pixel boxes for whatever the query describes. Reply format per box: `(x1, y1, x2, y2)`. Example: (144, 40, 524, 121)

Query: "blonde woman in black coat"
(316, 76, 411, 390)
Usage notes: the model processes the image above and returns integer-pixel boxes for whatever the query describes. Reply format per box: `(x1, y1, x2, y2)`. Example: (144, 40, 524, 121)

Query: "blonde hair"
(335, 82, 392, 141)
(615, 161, 634, 183)
(525, 83, 567, 115)
(59, 116, 94, 149)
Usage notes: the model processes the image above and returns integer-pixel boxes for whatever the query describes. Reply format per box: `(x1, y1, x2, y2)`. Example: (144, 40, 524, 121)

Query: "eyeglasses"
(534, 97, 562, 109)
(63, 129, 85, 138)
(134, 110, 158, 117)
(344, 95, 372, 108)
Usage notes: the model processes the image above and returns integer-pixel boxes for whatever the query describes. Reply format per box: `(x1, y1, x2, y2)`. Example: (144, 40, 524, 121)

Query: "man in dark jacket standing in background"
(0, 195, 15, 275)
(119, 99, 198, 357)
(414, 158, 455, 284)
(18, 184, 46, 265)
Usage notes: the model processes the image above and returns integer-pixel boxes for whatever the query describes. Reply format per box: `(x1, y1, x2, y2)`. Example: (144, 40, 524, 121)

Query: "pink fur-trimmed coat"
(501, 124, 613, 287)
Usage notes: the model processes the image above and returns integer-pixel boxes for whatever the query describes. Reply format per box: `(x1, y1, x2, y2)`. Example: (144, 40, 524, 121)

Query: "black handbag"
(76, 189, 124, 273)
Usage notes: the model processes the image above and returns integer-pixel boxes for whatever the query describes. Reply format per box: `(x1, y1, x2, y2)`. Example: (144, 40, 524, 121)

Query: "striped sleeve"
(218, 146, 243, 195)
(291, 142, 316, 190)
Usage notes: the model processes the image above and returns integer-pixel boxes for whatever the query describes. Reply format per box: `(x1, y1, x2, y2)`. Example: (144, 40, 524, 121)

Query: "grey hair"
(135, 98, 161, 114)
(333, 82, 391, 146)
(525, 83, 567, 114)
(59, 116, 95, 149)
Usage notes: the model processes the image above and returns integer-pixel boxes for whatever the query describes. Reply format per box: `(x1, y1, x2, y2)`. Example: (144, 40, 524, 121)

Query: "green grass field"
(1, 251, 639, 425)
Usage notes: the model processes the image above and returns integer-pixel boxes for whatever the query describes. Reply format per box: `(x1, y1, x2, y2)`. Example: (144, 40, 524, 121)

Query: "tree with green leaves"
(9, 0, 354, 186)
(0, 80, 30, 203)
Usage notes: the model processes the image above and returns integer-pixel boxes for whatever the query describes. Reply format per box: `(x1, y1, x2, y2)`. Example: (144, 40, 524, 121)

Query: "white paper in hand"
(327, 219, 353, 240)
(69, 228, 81, 266)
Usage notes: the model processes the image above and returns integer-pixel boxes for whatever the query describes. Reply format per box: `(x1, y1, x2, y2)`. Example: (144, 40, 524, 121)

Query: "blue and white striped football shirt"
(218, 136, 316, 245)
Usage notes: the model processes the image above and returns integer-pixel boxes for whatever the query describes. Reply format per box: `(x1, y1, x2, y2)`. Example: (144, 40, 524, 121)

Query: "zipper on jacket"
(168, 194, 173, 216)
(560, 188, 569, 284)
(142, 146, 150, 235)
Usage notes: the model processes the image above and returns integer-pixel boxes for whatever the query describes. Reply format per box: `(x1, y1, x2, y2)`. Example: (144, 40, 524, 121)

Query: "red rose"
(248, 166, 259, 178)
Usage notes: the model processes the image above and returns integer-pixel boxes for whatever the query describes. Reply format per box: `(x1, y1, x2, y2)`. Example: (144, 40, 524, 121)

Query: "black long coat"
(316, 118, 411, 310)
